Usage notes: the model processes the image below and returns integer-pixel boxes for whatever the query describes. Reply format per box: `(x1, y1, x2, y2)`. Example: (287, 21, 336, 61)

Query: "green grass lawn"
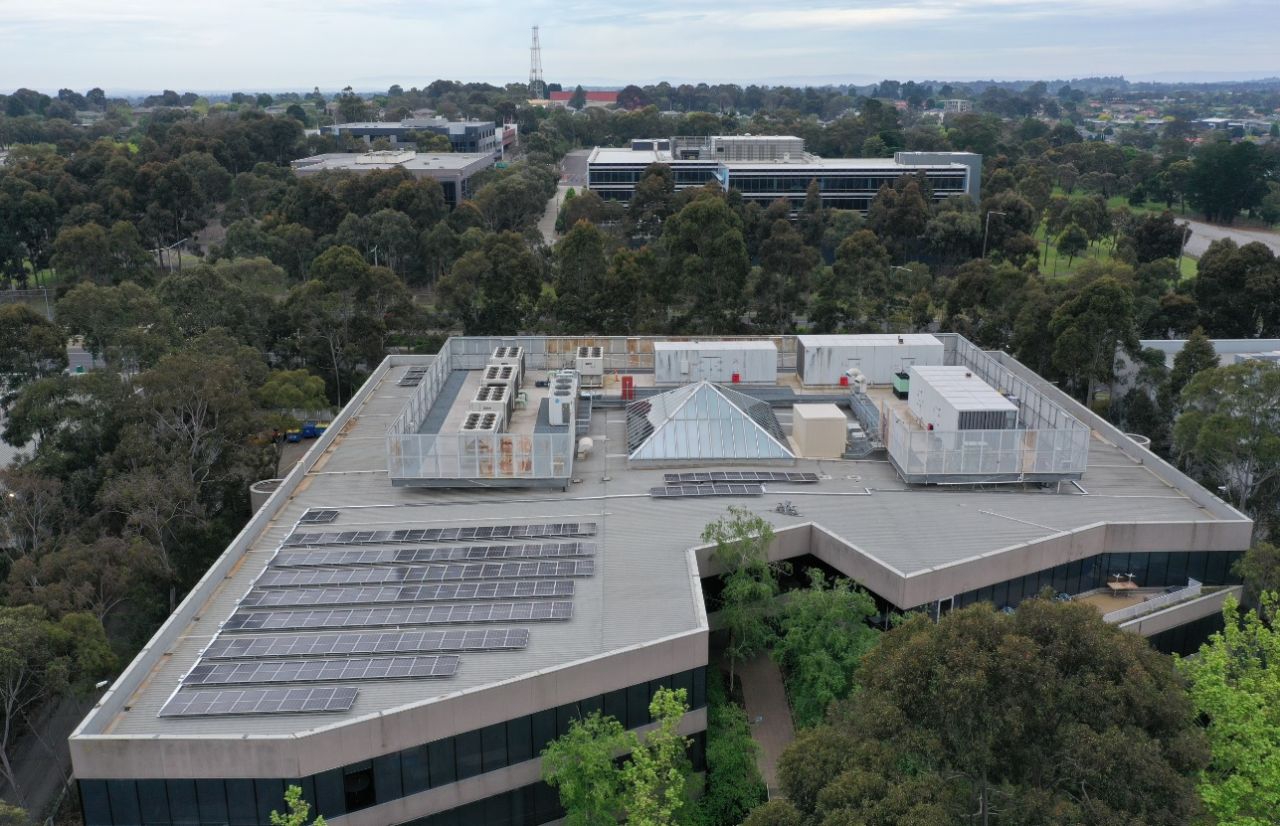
(1033, 222, 1198, 280)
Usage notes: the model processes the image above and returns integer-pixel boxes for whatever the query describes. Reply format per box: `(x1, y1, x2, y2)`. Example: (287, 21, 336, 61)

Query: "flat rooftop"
(292, 152, 493, 173)
(588, 147, 972, 171)
(73, 335, 1252, 741)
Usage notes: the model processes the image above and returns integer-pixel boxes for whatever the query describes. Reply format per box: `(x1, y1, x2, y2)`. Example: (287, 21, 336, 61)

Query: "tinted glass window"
(224, 780, 256, 826)
(342, 764, 376, 813)
(107, 780, 141, 826)
(195, 780, 229, 825)
(506, 716, 533, 764)
(80, 781, 112, 826)
(372, 753, 403, 803)
(455, 729, 483, 779)
(481, 723, 508, 773)
(255, 779, 285, 826)
(311, 770, 344, 821)
(166, 780, 199, 826)
(428, 737, 456, 786)
(401, 745, 430, 795)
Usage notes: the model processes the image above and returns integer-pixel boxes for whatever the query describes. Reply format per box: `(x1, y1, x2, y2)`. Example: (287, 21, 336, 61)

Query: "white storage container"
(907, 366, 1017, 431)
(653, 340, 778, 385)
(796, 334, 944, 386)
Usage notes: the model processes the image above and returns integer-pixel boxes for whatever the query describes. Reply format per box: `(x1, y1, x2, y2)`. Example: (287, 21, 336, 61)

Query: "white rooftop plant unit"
(482, 364, 518, 396)
(576, 346, 604, 387)
(652, 340, 778, 385)
(548, 370, 578, 427)
(489, 345, 525, 385)
(796, 334, 944, 386)
(907, 366, 1018, 432)
(460, 411, 502, 432)
(470, 383, 512, 425)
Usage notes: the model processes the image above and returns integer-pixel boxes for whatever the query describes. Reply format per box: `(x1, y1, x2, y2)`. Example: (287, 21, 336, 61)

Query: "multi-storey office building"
(290, 150, 495, 208)
(323, 119, 501, 156)
(71, 334, 1249, 826)
(587, 135, 981, 211)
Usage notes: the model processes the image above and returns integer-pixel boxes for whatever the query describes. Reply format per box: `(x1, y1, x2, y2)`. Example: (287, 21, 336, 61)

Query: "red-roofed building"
(549, 90, 618, 109)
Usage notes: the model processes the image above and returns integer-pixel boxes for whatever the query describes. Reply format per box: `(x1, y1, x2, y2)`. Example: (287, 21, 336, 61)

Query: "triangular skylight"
(626, 381, 795, 466)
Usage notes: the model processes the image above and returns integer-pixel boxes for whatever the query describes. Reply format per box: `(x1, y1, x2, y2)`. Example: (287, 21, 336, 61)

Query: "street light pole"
(982, 210, 1006, 259)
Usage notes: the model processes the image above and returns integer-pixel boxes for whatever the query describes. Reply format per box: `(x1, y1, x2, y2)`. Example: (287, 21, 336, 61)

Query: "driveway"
(1182, 218, 1280, 258)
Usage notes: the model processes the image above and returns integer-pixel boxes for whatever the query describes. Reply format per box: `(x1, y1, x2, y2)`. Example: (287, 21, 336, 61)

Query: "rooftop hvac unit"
(489, 345, 525, 384)
(460, 411, 502, 432)
(548, 369, 579, 427)
(471, 383, 513, 423)
(482, 364, 518, 395)
(576, 346, 604, 387)
(548, 388, 575, 427)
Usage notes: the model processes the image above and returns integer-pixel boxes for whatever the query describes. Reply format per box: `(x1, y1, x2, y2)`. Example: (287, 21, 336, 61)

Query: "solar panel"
(280, 522, 597, 548)
(663, 471, 820, 484)
(223, 601, 573, 632)
(269, 541, 596, 569)
(298, 510, 339, 524)
(242, 579, 576, 608)
(257, 559, 593, 590)
(203, 628, 530, 660)
(649, 484, 766, 498)
(183, 654, 458, 686)
(158, 686, 358, 717)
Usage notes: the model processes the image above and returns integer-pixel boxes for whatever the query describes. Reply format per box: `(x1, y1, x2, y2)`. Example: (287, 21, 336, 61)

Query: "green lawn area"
(1033, 222, 1197, 281)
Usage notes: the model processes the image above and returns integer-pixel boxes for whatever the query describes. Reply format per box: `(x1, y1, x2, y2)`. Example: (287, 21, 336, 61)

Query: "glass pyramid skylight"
(626, 381, 795, 466)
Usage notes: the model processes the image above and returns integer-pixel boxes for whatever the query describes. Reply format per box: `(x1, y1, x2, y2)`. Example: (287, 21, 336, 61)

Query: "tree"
(554, 221, 609, 331)
(813, 229, 890, 331)
(1168, 327, 1217, 401)
(1131, 211, 1188, 264)
(1174, 361, 1280, 515)
(542, 687, 694, 826)
(0, 606, 114, 807)
(5, 535, 157, 622)
(775, 599, 1208, 825)
(660, 193, 750, 333)
(1055, 222, 1089, 269)
(702, 507, 779, 690)
(1187, 140, 1275, 224)
(0, 304, 66, 404)
(270, 786, 326, 826)
(623, 688, 694, 826)
(1178, 594, 1280, 826)
(1049, 276, 1139, 402)
(772, 569, 878, 727)
(542, 711, 630, 826)
(1234, 543, 1280, 613)
(752, 219, 816, 331)
(698, 671, 765, 826)
(742, 800, 803, 826)
(569, 85, 588, 110)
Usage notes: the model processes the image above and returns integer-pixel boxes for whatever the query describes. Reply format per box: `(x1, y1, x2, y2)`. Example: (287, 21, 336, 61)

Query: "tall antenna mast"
(529, 25, 545, 99)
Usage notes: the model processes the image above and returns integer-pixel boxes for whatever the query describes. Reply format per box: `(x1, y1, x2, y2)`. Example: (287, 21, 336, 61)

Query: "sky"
(1, 0, 1278, 94)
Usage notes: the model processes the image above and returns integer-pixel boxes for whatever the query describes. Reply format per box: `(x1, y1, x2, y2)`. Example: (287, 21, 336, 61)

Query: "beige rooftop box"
(792, 403, 847, 459)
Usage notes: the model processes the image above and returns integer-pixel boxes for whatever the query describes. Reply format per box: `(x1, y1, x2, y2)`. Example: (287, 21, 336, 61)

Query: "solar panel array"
(649, 483, 766, 498)
(398, 366, 429, 387)
(282, 522, 597, 547)
(162, 520, 595, 718)
(298, 509, 339, 524)
(270, 541, 595, 569)
(663, 471, 820, 484)
(159, 686, 357, 717)
(203, 629, 529, 660)
(184, 655, 459, 686)
(224, 601, 574, 632)
(242, 579, 576, 608)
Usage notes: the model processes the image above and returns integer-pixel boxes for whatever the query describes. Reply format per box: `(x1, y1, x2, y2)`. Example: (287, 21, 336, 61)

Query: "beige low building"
(70, 334, 1250, 826)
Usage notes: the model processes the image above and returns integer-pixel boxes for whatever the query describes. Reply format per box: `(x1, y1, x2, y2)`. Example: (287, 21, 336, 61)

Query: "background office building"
(71, 334, 1249, 826)
(290, 150, 495, 208)
(322, 118, 515, 157)
(587, 135, 981, 211)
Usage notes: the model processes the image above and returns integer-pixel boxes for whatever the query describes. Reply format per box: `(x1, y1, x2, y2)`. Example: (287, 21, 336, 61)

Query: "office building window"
(78, 667, 707, 826)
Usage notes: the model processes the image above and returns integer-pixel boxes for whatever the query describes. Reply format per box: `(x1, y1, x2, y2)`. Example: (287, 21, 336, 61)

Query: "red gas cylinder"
(839, 375, 849, 387)
(621, 375, 635, 401)
(731, 372, 740, 383)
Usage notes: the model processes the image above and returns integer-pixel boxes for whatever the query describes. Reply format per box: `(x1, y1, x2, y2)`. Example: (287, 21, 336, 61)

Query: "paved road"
(561, 148, 591, 187)
(738, 653, 796, 798)
(1182, 218, 1280, 258)
(537, 184, 573, 245)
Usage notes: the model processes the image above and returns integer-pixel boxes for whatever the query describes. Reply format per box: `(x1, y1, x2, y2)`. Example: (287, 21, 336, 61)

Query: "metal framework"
(529, 26, 545, 100)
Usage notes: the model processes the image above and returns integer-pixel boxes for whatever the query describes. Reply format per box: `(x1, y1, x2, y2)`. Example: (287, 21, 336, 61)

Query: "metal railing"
(885, 405, 1090, 481)
(1103, 579, 1202, 624)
